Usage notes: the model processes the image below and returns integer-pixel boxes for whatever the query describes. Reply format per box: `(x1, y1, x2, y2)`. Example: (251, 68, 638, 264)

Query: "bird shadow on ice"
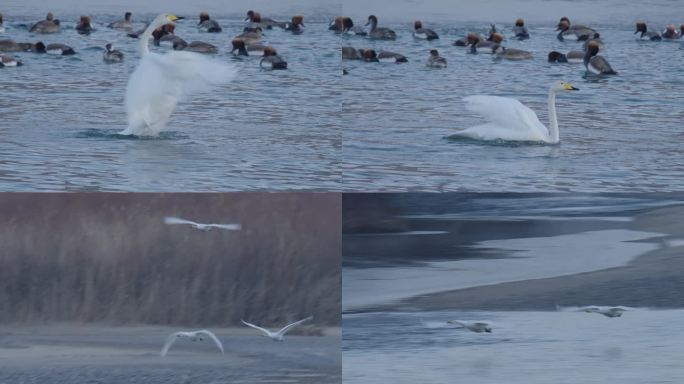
(75, 129, 189, 140)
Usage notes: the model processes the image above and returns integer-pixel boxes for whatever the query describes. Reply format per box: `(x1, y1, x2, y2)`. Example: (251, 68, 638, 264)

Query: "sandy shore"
(365, 206, 684, 312)
(0, 324, 341, 384)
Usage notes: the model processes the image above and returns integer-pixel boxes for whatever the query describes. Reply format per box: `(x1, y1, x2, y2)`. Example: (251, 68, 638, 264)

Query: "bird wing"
(161, 332, 181, 356)
(462, 95, 549, 140)
(197, 330, 224, 353)
(277, 316, 314, 336)
(206, 223, 242, 230)
(145, 50, 237, 96)
(164, 217, 197, 226)
(588, 56, 616, 74)
(241, 320, 272, 336)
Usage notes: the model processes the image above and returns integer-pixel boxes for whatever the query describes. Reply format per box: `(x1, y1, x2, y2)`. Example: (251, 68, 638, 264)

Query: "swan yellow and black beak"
(167, 14, 184, 22)
(564, 82, 579, 91)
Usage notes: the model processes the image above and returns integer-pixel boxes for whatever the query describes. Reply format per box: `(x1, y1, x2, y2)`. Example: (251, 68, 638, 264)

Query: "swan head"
(414, 20, 423, 30)
(515, 18, 525, 27)
(153, 13, 183, 29)
(551, 81, 579, 93)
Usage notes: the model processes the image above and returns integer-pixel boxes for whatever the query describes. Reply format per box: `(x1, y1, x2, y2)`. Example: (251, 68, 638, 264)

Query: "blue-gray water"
(341, 3, 684, 191)
(0, 4, 340, 191)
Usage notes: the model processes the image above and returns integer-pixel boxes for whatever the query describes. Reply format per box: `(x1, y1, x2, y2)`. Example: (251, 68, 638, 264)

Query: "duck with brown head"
(413, 20, 438, 40)
(661, 24, 679, 39)
(426, 49, 446, 68)
(584, 40, 617, 75)
(358, 49, 378, 62)
(30, 12, 60, 34)
(109, 12, 133, 30)
(635, 22, 662, 41)
(468, 32, 502, 54)
(547, 50, 584, 63)
(556, 17, 596, 41)
(153, 24, 186, 47)
(582, 33, 604, 51)
(245, 10, 282, 29)
(103, 43, 124, 63)
(512, 18, 529, 40)
(366, 15, 396, 40)
(198, 12, 222, 33)
(76, 15, 93, 35)
(342, 46, 362, 60)
(284, 15, 305, 33)
(230, 38, 265, 56)
(260, 46, 287, 69)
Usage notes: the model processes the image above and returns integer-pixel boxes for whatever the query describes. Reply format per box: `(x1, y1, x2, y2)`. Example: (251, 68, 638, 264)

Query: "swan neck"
(547, 90, 559, 143)
(139, 18, 164, 56)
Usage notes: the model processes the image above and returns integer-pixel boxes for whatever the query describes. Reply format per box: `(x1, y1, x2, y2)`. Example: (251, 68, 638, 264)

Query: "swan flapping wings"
(161, 330, 224, 357)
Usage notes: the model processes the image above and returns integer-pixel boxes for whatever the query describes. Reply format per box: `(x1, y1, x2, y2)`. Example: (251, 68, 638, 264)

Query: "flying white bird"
(241, 316, 313, 341)
(163, 217, 241, 232)
(447, 320, 493, 333)
(556, 305, 632, 318)
(161, 330, 224, 356)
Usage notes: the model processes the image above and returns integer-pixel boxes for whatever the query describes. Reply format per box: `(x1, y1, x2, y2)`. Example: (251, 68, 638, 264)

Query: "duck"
(102, 43, 124, 63)
(494, 46, 532, 60)
(377, 50, 408, 63)
(329, 16, 343, 32)
(46, 43, 75, 55)
(426, 49, 446, 68)
(260, 46, 287, 69)
(243, 12, 264, 33)
(283, 15, 305, 34)
(0, 13, 5, 33)
(635, 22, 662, 41)
(153, 24, 185, 47)
(230, 38, 265, 56)
(75, 15, 93, 35)
(661, 24, 679, 40)
(358, 49, 379, 62)
(468, 32, 502, 54)
(584, 40, 616, 75)
(556, 17, 596, 41)
(30, 12, 60, 34)
(582, 33, 604, 50)
(486, 24, 501, 41)
(512, 18, 530, 40)
(0, 55, 22, 67)
(245, 10, 281, 29)
(0, 39, 45, 52)
(366, 15, 396, 40)
(342, 46, 362, 60)
(109, 12, 133, 30)
(343, 17, 367, 36)
(413, 20, 438, 40)
(547, 50, 584, 63)
(173, 40, 218, 54)
(198, 12, 222, 33)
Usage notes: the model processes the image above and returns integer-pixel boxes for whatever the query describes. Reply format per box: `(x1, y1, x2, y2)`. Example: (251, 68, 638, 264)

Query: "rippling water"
(344, 309, 684, 384)
(341, 1, 684, 191)
(0, 2, 340, 191)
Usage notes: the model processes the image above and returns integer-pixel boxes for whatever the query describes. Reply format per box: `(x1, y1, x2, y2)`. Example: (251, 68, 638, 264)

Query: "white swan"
(578, 306, 630, 318)
(241, 316, 313, 341)
(452, 81, 578, 144)
(161, 330, 224, 356)
(447, 320, 492, 333)
(121, 13, 237, 136)
(163, 216, 241, 231)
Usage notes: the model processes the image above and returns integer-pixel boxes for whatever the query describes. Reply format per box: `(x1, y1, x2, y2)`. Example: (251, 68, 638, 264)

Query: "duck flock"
(0, 10, 302, 69)
(339, 15, 684, 75)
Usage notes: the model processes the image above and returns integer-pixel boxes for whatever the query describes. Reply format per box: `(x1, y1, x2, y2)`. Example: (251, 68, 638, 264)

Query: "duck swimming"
(512, 18, 530, 40)
(377, 50, 408, 63)
(366, 15, 396, 40)
(245, 10, 281, 29)
(109, 12, 133, 30)
(494, 46, 532, 60)
(46, 43, 75, 55)
(342, 46, 362, 60)
(198, 12, 222, 33)
(76, 15, 93, 35)
(661, 24, 679, 40)
(556, 18, 596, 41)
(584, 41, 616, 75)
(0, 39, 45, 52)
(30, 12, 60, 34)
(230, 38, 265, 56)
(358, 49, 379, 62)
(103, 43, 124, 63)
(426, 49, 446, 68)
(582, 33, 604, 50)
(468, 32, 502, 54)
(174, 40, 218, 54)
(260, 46, 287, 69)
(342, 17, 367, 36)
(413, 20, 438, 40)
(283, 15, 305, 34)
(153, 24, 185, 47)
(547, 50, 584, 63)
(635, 22, 662, 41)
(0, 55, 22, 67)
